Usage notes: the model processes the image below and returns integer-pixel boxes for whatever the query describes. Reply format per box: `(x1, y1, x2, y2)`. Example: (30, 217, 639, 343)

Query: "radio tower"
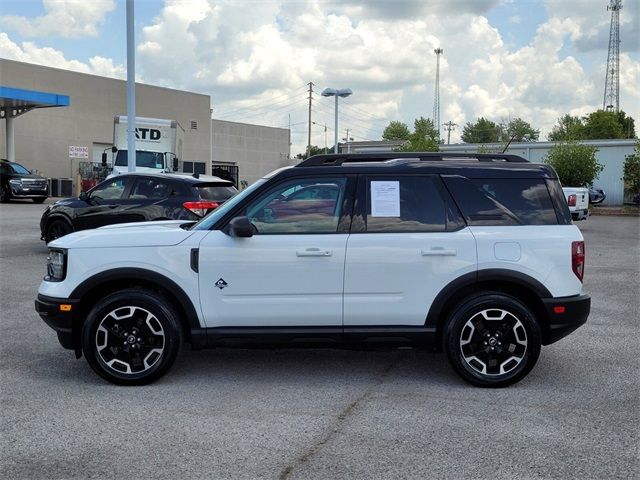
(603, 0, 622, 112)
(433, 48, 443, 141)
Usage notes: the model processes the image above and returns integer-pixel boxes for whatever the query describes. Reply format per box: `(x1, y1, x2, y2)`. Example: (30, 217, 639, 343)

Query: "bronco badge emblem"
(215, 278, 228, 290)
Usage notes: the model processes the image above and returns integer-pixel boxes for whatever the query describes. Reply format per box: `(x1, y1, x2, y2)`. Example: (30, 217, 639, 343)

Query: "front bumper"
(542, 294, 590, 345)
(35, 294, 80, 350)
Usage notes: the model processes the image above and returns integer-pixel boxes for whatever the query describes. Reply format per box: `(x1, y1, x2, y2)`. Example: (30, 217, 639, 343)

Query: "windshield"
(114, 150, 165, 169)
(191, 178, 267, 230)
(9, 162, 31, 175)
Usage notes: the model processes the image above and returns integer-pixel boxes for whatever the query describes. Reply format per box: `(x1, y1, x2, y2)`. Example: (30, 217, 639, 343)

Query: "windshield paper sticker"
(371, 181, 400, 217)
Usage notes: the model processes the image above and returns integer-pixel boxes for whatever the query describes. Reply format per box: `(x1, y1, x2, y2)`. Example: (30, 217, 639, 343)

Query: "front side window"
(242, 177, 347, 234)
(365, 176, 447, 233)
(91, 177, 128, 200)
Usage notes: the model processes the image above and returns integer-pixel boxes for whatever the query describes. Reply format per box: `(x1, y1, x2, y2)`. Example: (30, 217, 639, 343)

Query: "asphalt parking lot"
(1, 200, 638, 479)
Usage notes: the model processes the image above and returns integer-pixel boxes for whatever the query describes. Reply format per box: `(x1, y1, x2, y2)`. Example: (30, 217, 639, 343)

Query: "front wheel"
(45, 219, 73, 243)
(81, 289, 182, 385)
(33, 197, 47, 204)
(444, 293, 541, 388)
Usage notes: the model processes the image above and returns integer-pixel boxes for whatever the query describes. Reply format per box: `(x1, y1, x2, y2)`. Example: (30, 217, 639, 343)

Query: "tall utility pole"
(433, 48, 443, 142)
(604, 0, 622, 112)
(126, 0, 136, 172)
(443, 121, 457, 145)
(306, 82, 314, 157)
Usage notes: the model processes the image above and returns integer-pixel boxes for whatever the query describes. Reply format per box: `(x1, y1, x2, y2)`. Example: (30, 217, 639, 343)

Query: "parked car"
(40, 172, 237, 243)
(589, 187, 606, 204)
(562, 187, 589, 221)
(35, 152, 590, 387)
(0, 159, 48, 203)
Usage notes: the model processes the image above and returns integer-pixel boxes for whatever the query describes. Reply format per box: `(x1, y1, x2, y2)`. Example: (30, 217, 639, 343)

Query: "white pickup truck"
(562, 187, 589, 221)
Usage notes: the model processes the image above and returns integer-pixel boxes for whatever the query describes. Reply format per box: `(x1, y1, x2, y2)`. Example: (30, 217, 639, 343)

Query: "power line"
(214, 85, 308, 118)
(443, 121, 457, 145)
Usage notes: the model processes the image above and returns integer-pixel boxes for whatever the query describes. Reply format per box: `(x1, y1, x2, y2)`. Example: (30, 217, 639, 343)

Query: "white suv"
(35, 153, 590, 387)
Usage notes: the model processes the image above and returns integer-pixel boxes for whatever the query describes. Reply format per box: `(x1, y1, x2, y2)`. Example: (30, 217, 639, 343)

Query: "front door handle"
(421, 247, 457, 256)
(296, 248, 332, 257)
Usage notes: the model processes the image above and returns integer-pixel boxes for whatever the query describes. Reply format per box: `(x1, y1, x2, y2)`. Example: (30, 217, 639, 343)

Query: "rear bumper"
(542, 294, 590, 345)
(35, 294, 79, 350)
(571, 209, 589, 221)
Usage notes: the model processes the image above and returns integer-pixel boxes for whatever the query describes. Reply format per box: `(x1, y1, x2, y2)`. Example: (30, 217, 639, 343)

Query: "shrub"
(544, 141, 603, 187)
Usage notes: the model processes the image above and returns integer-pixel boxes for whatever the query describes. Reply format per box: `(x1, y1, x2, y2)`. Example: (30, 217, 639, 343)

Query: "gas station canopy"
(1, 86, 70, 162)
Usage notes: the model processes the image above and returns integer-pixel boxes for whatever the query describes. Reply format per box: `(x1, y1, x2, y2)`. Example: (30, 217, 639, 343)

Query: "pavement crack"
(277, 354, 402, 480)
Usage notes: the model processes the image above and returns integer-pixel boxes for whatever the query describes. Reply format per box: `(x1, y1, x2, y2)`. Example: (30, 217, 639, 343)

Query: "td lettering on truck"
(109, 116, 185, 175)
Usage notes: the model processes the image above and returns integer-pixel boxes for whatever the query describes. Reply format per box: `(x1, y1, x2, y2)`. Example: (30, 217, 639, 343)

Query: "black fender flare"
(425, 269, 552, 329)
(69, 267, 201, 331)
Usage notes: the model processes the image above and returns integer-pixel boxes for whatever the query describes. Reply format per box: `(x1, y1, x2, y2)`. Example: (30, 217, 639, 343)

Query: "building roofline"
(0, 58, 209, 99)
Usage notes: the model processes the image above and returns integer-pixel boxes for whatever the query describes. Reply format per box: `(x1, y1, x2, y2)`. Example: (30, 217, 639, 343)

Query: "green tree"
(548, 114, 585, 141)
(461, 117, 501, 143)
(295, 145, 326, 160)
(398, 117, 439, 152)
(615, 111, 636, 138)
(543, 141, 603, 187)
(382, 121, 410, 141)
(505, 117, 540, 141)
(582, 110, 624, 139)
(623, 141, 640, 199)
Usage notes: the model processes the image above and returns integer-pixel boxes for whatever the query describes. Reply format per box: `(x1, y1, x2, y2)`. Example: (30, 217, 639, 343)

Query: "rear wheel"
(45, 219, 73, 243)
(444, 293, 541, 388)
(0, 185, 9, 203)
(81, 289, 182, 385)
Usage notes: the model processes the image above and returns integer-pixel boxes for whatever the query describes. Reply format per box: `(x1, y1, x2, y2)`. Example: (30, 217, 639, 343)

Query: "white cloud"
(2, 0, 638, 151)
(0, 0, 115, 39)
(0, 33, 125, 79)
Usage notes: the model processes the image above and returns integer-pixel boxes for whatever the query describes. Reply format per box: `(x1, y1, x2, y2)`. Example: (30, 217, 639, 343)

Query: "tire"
(444, 293, 541, 388)
(33, 197, 47, 204)
(81, 289, 182, 386)
(45, 218, 73, 243)
(0, 185, 9, 203)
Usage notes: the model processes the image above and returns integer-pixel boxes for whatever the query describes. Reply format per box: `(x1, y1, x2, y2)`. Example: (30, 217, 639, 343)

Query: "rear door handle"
(296, 248, 333, 257)
(421, 248, 457, 256)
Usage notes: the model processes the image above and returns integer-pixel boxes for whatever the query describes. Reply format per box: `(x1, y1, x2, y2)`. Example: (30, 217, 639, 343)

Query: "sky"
(0, 0, 638, 155)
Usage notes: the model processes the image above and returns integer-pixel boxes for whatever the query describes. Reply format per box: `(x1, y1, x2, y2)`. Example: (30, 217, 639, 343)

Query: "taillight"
(572, 241, 585, 282)
(183, 201, 219, 217)
(567, 194, 576, 206)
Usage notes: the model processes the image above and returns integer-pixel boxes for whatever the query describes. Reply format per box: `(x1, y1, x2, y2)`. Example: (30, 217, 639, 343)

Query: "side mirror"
(79, 191, 89, 201)
(111, 146, 118, 153)
(228, 216, 254, 238)
(101, 152, 107, 166)
(173, 157, 179, 172)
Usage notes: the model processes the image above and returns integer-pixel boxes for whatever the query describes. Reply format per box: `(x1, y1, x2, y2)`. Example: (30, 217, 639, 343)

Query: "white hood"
(49, 220, 197, 249)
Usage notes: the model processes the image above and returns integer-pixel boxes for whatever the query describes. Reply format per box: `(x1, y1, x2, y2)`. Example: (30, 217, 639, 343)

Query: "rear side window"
(196, 184, 238, 201)
(443, 176, 558, 225)
(365, 176, 447, 233)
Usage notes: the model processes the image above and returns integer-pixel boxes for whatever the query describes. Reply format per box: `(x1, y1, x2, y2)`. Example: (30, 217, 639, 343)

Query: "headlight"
(45, 249, 67, 282)
(9, 179, 21, 185)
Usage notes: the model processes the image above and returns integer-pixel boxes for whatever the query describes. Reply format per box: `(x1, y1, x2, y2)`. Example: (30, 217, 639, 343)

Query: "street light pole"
(321, 87, 352, 154)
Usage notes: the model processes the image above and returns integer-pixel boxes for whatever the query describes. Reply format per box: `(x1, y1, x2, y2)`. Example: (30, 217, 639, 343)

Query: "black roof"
(290, 152, 557, 179)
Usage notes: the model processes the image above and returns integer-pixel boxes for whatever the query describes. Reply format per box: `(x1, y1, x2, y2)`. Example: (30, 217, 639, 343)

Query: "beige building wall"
(211, 119, 293, 185)
(0, 59, 211, 184)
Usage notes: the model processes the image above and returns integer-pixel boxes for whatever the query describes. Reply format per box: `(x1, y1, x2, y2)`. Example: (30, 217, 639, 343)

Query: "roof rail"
(296, 152, 529, 167)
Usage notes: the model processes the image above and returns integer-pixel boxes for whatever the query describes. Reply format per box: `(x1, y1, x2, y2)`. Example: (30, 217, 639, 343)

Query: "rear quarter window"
(196, 184, 238, 201)
(443, 176, 558, 225)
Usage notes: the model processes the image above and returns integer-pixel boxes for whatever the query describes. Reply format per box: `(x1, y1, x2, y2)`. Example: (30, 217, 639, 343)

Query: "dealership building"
(0, 59, 292, 192)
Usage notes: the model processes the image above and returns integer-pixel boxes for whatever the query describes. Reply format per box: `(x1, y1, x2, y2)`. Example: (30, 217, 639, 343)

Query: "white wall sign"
(69, 146, 89, 159)
(371, 181, 400, 217)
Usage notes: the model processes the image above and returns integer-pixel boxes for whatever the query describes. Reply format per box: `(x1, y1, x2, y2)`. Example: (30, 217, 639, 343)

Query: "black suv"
(40, 172, 237, 243)
(0, 159, 48, 203)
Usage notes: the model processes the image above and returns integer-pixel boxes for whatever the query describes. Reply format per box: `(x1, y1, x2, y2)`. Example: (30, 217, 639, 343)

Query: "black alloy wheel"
(444, 293, 541, 388)
(82, 289, 182, 385)
(0, 185, 9, 203)
(45, 219, 73, 243)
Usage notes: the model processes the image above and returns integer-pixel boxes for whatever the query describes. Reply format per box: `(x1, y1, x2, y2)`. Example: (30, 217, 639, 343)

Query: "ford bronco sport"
(35, 153, 590, 387)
